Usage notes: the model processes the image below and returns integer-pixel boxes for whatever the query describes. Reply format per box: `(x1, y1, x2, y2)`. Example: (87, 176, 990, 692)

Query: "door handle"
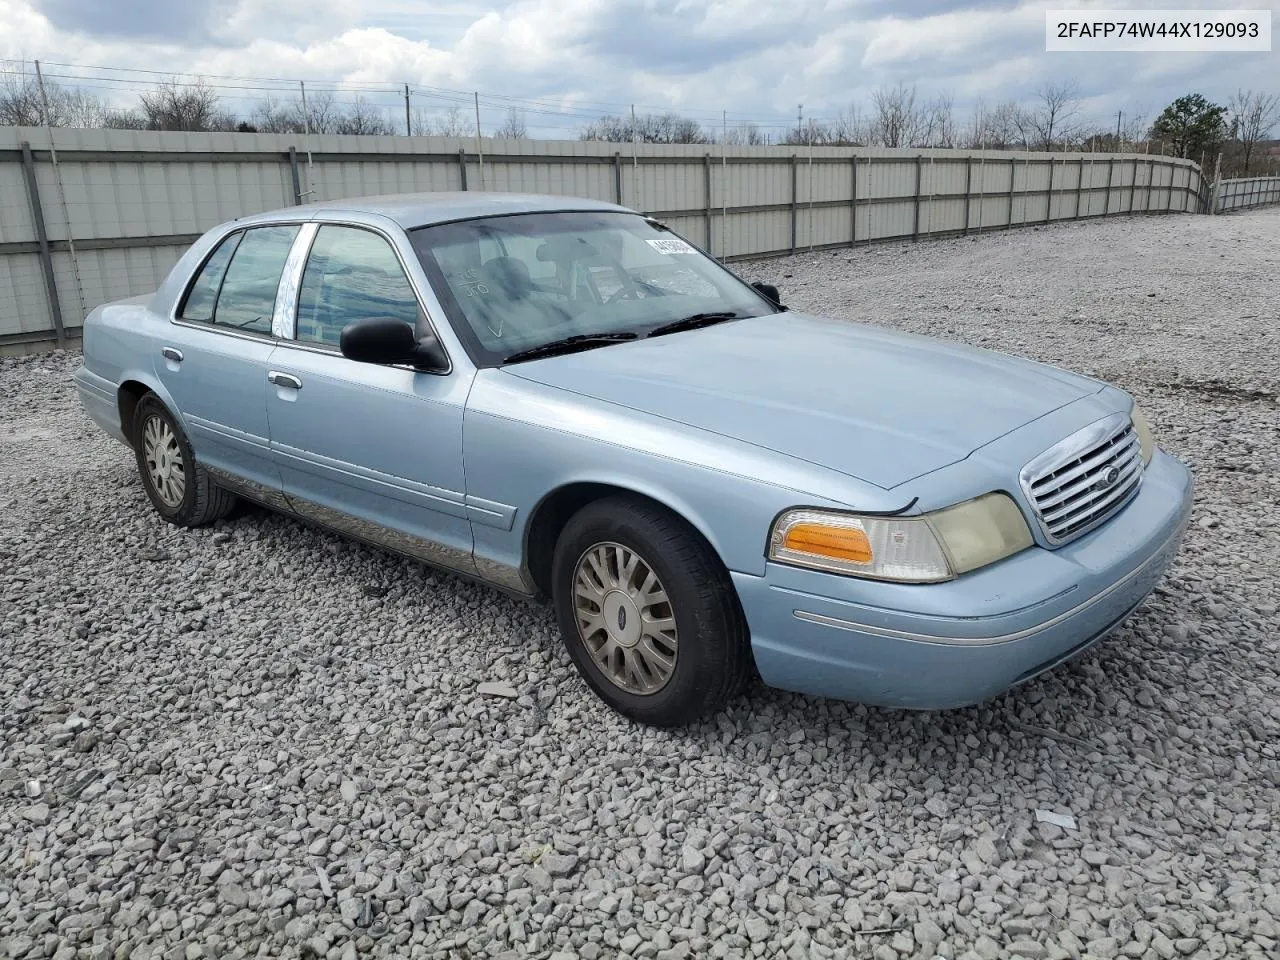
(267, 371, 303, 390)
(162, 347, 183, 362)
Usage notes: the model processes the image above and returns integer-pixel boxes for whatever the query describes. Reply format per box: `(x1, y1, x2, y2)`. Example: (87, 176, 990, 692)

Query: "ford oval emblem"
(1101, 466, 1121, 487)
(616, 607, 627, 631)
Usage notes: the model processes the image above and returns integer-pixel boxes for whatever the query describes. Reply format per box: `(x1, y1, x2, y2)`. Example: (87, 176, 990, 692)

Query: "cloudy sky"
(2, 0, 1277, 137)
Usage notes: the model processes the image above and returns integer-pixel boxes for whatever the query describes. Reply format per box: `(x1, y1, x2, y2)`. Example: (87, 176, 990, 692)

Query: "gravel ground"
(3, 209, 1279, 960)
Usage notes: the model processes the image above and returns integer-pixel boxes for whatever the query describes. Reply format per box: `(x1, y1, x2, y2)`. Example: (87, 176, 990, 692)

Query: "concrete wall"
(0, 127, 1212, 350)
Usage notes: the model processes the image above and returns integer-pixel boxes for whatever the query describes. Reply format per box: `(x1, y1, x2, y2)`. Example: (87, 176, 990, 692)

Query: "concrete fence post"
(1074, 157, 1084, 219)
(20, 141, 65, 347)
(613, 153, 623, 205)
(850, 154, 858, 247)
(1045, 157, 1055, 224)
(1007, 157, 1017, 228)
(457, 149, 469, 191)
(288, 147, 303, 205)
(963, 156, 973, 234)
(702, 153, 713, 252)
(789, 155, 799, 255)
(913, 155, 924, 241)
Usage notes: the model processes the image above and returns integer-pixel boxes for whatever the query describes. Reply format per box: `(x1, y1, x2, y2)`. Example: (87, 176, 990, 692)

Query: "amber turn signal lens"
(782, 522, 874, 564)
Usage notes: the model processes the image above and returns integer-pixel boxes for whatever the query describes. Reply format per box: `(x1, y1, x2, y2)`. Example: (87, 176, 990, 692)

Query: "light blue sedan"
(73, 193, 1194, 726)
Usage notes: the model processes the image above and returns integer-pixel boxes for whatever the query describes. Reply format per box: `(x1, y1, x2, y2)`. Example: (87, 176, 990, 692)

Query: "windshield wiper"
(646, 312, 741, 338)
(503, 332, 638, 364)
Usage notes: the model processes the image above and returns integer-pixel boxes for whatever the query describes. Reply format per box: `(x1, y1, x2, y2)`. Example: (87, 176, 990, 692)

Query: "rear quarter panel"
(77, 295, 182, 444)
(77, 222, 238, 441)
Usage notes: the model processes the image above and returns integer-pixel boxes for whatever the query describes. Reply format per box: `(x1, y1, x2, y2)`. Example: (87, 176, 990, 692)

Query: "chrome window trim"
(284, 219, 454, 377)
(273, 222, 319, 339)
(1019, 411, 1143, 546)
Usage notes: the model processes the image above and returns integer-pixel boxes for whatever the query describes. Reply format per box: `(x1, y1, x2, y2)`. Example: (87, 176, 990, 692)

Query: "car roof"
(233, 192, 636, 229)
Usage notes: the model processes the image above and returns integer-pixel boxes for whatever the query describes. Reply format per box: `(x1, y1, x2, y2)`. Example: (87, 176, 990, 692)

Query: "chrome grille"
(1020, 413, 1144, 545)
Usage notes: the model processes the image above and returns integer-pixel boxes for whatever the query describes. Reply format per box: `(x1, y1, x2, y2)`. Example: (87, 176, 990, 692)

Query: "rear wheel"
(132, 394, 236, 527)
(551, 496, 751, 726)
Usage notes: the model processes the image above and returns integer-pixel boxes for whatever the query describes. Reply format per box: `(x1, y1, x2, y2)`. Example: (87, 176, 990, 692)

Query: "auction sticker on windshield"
(647, 238, 698, 255)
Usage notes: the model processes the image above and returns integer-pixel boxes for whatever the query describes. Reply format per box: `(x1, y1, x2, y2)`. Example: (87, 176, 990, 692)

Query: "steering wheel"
(605, 287, 640, 305)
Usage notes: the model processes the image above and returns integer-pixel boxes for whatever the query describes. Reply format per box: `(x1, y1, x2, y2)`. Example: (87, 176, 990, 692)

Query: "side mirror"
(340, 317, 448, 371)
(752, 282, 783, 307)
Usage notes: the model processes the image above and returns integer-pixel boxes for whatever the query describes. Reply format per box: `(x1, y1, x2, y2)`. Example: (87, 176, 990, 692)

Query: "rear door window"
(211, 226, 301, 335)
(179, 231, 242, 323)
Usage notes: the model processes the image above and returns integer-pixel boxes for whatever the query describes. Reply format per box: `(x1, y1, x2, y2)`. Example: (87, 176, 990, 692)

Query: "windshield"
(408, 211, 779, 365)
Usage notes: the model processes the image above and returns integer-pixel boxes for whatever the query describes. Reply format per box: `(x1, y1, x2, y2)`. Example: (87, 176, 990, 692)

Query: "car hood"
(502, 312, 1102, 489)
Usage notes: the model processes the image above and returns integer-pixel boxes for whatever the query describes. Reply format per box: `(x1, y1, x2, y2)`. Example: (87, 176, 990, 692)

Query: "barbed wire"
(0, 57, 810, 131)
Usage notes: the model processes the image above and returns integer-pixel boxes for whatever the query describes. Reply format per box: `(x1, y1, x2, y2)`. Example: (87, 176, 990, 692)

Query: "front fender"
(464, 371, 899, 580)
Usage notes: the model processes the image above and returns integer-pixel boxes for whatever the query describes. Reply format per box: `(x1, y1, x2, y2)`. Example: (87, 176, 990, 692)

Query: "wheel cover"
(142, 414, 186, 508)
(572, 541, 678, 695)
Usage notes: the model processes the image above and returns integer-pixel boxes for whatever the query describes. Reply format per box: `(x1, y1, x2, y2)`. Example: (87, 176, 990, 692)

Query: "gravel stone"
(3, 210, 1279, 958)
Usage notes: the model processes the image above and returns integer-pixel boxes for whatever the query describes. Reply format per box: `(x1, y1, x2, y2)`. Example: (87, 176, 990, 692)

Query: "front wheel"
(132, 394, 236, 527)
(551, 496, 751, 726)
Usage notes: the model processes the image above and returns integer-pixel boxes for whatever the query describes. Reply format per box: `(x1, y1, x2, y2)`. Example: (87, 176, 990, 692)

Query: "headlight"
(769, 493, 1034, 583)
(1131, 404, 1154, 464)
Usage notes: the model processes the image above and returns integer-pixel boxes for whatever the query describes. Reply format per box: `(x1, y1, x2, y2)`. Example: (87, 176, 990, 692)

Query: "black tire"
(132, 394, 237, 527)
(551, 495, 751, 726)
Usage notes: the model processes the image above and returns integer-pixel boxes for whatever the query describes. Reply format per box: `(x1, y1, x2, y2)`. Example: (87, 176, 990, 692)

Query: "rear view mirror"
(536, 237, 600, 262)
(340, 317, 448, 371)
(752, 282, 783, 307)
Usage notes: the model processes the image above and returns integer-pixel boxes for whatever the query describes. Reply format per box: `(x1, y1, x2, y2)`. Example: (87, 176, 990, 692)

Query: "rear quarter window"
(179, 231, 242, 322)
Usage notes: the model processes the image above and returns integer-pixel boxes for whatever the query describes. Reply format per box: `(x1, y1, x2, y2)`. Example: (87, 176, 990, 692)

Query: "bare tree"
(494, 107, 528, 139)
(721, 123, 769, 145)
(1, 72, 109, 127)
(334, 95, 393, 135)
(420, 105, 470, 138)
(1230, 89, 1280, 174)
(921, 94, 957, 148)
(869, 83, 923, 148)
(138, 79, 235, 132)
(252, 93, 303, 133)
(102, 109, 147, 130)
(580, 111, 709, 144)
(1021, 80, 1080, 150)
(0, 73, 46, 125)
(829, 106, 868, 146)
(963, 99, 1024, 149)
(782, 119, 834, 145)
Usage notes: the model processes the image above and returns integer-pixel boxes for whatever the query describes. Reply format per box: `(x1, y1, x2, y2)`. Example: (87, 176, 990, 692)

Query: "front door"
(264, 223, 476, 574)
(154, 224, 300, 496)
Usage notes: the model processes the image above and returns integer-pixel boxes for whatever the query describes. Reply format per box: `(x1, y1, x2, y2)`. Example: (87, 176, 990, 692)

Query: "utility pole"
(721, 109, 728, 260)
(1115, 110, 1122, 150)
(631, 104, 639, 210)
(404, 84, 411, 137)
(33, 58, 84, 336)
(299, 80, 314, 197)
(797, 104, 803, 142)
(473, 92, 486, 190)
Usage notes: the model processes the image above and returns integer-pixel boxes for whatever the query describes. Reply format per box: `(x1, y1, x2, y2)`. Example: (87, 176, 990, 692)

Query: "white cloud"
(3, 0, 1278, 138)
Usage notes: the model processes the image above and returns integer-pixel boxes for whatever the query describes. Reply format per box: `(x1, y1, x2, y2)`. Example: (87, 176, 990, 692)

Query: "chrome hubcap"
(572, 542, 678, 695)
(143, 415, 186, 508)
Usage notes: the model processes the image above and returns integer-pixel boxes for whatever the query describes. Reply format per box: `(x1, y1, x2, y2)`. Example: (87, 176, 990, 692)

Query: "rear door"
(264, 222, 477, 573)
(155, 224, 301, 494)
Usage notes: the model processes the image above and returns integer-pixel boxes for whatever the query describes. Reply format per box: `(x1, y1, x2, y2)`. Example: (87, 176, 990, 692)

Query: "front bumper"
(733, 449, 1194, 709)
